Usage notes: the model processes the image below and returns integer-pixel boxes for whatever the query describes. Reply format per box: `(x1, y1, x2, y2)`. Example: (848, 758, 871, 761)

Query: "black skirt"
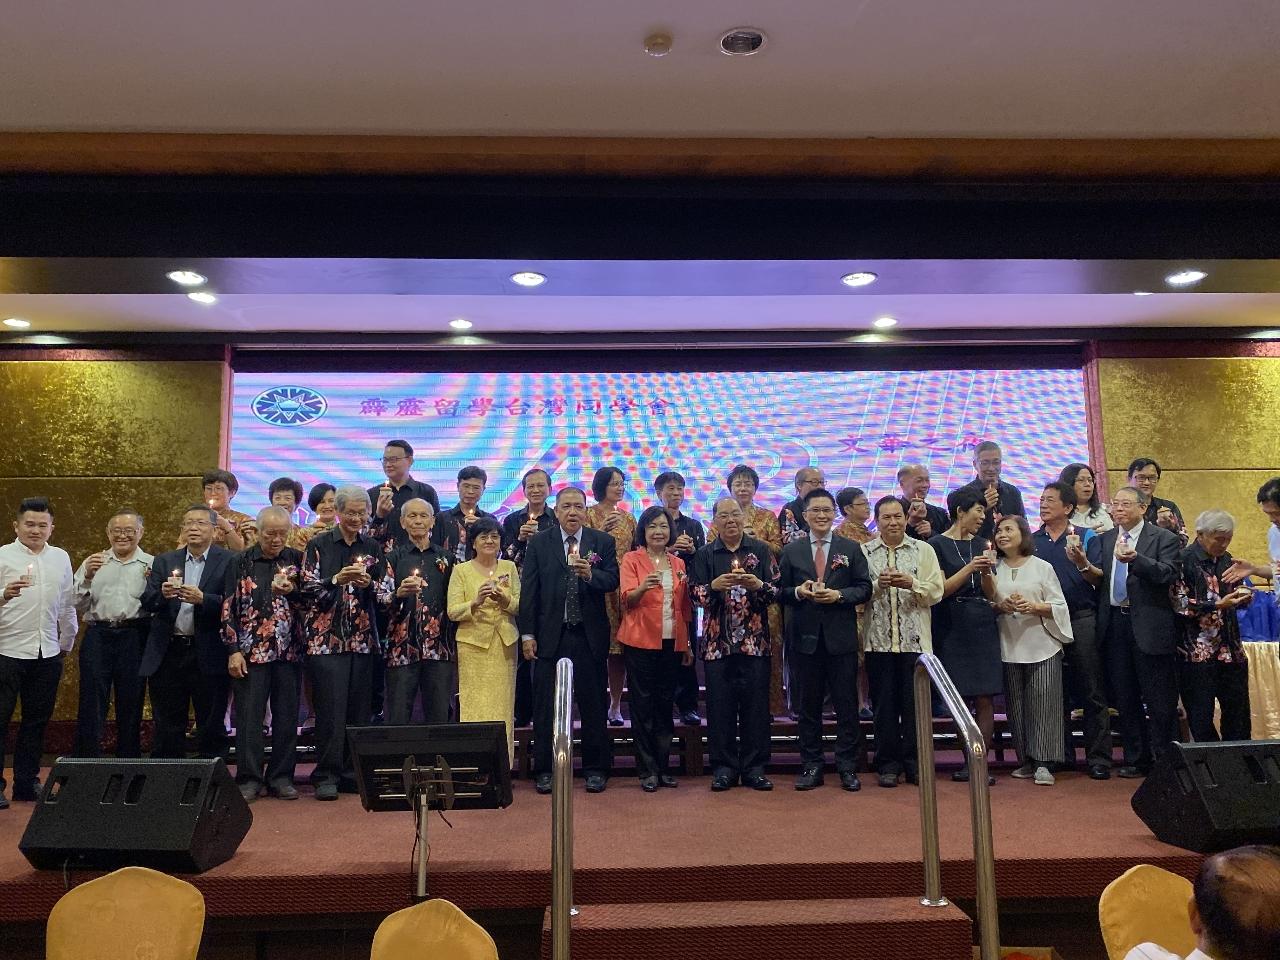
(937, 596, 1003, 697)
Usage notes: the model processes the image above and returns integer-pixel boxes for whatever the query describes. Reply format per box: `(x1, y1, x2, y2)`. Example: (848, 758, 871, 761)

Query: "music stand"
(348, 722, 512, 899)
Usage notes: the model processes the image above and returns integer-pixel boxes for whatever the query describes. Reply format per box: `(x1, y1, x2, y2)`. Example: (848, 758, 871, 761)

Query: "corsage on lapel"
(830, 554, 850, 570)
(586, 551, 603, 567)
(742, 552, 760, 571)
(435, 556, 449, 573)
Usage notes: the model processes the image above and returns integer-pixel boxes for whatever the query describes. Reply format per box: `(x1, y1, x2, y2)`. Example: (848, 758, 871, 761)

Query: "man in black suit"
(778, 489, 873, 791)
(519, 486, 620, 794)
(1082, 485, 1182, 776)
(897, 464, 949, 541)
(141, 504, 234, 758)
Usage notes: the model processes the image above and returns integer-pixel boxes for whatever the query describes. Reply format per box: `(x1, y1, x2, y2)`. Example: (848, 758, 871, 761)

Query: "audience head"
(180, 503, 217, 552)
(726, 464, 760, 506)
(13, 497, 54, 552)
(874, 496, 906, 545)
(994, 515, 1035, 559)
(1039, 481, 1077, 527)
(105, 510, 144, 557)
(1194, 509, 1235, 557)
(896, 464, 931, 501)
(1110, 486, 1145, 529)
(521, 468, 551, 509)
(802, 488, 837, 537)
(635, 505, 671, 551)
(268, 477, 305, 512)
(307, 483, 337, 524)
(201, 470, 239, 510)
(1190, 844, 1280, 960)
(973, 441, 1003, 486)
(591, 467, 625, 505)
(334, 485, 371, 537)
(381, 440, 414, 484)
(946, 487, 987, 535)
(793, 467, 825, 497)
(400, 497, 435, 543)
(256, 506, 292, 558)
(1127, 457, 1163, 499)
(654, 471, 687, 512)
(469, 516, 503, 557)
(457, 466, 487, 510)
(1059, 463, 1101, 514)
(712, 497, 745, 543)
(1256, 478, 1280, 530)
(836, 486, 870, 526)
(554, 487, 587, 534)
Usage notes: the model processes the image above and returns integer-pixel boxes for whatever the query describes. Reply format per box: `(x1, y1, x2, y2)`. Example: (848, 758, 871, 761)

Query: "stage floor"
(0, 761, 1201, 926)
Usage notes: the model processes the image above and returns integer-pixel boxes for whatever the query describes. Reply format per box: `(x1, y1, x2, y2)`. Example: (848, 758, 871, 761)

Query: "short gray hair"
(1194, 509, 1235, 536)
(400, 497, 434, 517)
(334, 484, 371, 514)
(257, 505, 293, 528)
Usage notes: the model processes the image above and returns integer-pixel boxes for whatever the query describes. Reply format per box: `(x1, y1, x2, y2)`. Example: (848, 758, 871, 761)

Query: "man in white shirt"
(73, 510, 152, 759)
(0, 497, 77, 809)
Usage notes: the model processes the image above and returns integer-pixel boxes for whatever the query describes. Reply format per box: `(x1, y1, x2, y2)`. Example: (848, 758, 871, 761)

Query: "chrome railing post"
(551, 656, 576, 960)
(914, 653, 1001, 960)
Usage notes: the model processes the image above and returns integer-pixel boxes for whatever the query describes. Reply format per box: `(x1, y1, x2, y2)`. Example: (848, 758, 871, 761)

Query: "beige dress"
(585, 504, 637, 655)
(447, 559, 521, 763)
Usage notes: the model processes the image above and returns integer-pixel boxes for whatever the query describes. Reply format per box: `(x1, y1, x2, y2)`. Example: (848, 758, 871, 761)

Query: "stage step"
(539, 896, 973, 960)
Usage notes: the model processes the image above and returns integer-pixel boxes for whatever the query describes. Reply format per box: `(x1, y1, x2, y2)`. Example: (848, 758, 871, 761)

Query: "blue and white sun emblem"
(251, 386, 327, 426)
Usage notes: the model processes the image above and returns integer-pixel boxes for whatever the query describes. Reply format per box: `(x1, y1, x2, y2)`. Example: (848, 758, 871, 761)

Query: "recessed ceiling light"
(719, 27, 767, 56)
(3, 317, 31, 329)
(1133, 291, 1154, 296)
(1165, 269, 1207, 287)
(166, 270, 207, 286)
(872, 316, 898, 329)
(510, 271, 547, 287)
(449, 317, 474, 331)
(840, 271, 878, 288)
(187, 291, 218, 305)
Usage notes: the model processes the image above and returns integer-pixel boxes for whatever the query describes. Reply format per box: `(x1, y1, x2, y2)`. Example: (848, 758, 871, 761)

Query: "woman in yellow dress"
(585, 466, 638, 726)
(446, 516, 521, 763)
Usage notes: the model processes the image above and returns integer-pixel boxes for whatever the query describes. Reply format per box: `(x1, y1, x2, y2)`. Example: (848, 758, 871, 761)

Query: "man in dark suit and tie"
(519, 486, 620, 795)
(778, 489, 873, 791)
(1081, 485, 1182, 776)
(141, 504, 234, 758)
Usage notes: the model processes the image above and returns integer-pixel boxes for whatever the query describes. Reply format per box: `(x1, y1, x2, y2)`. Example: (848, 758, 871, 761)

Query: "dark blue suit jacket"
(517, 526, 619, 660)
(777, 534, 873, 656)
(140, 545, 233, 677)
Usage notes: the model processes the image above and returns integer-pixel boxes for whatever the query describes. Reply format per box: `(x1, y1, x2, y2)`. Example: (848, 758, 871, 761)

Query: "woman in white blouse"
(992, 515, 1073, 786)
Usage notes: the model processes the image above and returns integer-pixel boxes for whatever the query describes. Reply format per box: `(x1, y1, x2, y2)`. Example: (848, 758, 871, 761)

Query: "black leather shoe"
(314, 783, 338, 801)
(1116, 765, 1146, 779)
(952, 767, 970, 782)
(794, 766, 824, 790)
(269, 782, 300, 800)
(11, 779, 41, 802)
(840, 771, 862, 792)
(238, 783, 262, 804)
(658, 774, 678, 788)
(534, 774, 553, 794)
(680, 710, 702, 725)
(1088, 764, 1112, 781)
(640, 776, 659, 793)
(710, 775, 734, 792)
(584, 774, 607, 793)
(608, 717, 625, 727)
(742, 774, 774, 791)
(877, 772, 899, 788)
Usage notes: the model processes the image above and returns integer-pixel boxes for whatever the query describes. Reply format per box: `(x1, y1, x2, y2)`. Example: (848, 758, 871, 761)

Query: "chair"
(371, 898, 499, 960)
(1098, 863, 1197, 960)
(46, 865, 205, 960)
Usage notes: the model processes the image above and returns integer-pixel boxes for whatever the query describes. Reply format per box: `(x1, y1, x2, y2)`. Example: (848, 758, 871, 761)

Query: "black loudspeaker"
(19, 757, 252, 873)
(1131, 740, 1280, 853)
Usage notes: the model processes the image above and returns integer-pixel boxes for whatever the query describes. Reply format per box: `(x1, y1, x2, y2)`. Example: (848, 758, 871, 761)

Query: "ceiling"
(4, 1, 1279, 138)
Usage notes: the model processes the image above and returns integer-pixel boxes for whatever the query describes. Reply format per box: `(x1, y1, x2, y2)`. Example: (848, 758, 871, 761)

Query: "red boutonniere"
(830, 554, 849, 570)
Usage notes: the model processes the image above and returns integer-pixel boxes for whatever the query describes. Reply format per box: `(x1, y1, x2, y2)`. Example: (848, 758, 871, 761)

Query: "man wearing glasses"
(141, 504, 234, 758)
(368, 440, 441, 554)
(951, 440, 1026, 541)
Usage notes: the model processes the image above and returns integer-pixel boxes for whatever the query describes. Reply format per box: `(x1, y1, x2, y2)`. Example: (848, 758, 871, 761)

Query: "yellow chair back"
(371, 898, 498, 960)
(1098, 863, 1197, 960)
(46, 865, 205, 960)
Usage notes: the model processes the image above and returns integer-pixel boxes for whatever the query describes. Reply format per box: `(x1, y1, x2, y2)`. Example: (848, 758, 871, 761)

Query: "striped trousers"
(1003, 652, 1064, 767)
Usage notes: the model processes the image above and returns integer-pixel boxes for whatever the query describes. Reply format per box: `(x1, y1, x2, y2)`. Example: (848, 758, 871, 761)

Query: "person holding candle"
(585, 466, 638, 727)
(141, 503, 234, 760)
(383, 498, 455, 725)
(0, 497, 77, 808)
(448, 516, 520, 762)
(222, 506, 304, 802)
(897, 464, 951, 542)
(300, 485, 386, 800)
(619, 506, 693, 791)
(189, 469, 257, 551)
(1127, 458, 1188, 542)
(779, 466, 826, 546)
(368, 440, 442, 554)
(950, 441, 1026, 542)
(1058, 463, 1114, 534)
(432, 465, 495, 563)
(501, 468, 557, 727)
(654, 470, 705, 726)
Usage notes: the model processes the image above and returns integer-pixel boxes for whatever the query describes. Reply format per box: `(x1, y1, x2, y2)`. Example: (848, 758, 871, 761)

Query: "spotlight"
(187, 291, 218, 305)
(449, 318, 474, 330)
(3, 317, 31, 328)
(166, 270, 207, 286)
(840, 272, 878, 288)
(1165, 269, 1207, 287)
(872, 316, 898, 329)
(510, 271, 547, 287)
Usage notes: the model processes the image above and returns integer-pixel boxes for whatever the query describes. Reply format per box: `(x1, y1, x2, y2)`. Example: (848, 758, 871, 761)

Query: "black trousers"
(1062, 610, 1112, 768)
(672, 653, 700, 714)
(533, 625, 611, 778)
(233, 659, 301, 789)
(0, 652, 63, 793)
(148, 638, 227, 759)
(385, 659, 456, 725)
(704, 654, 771, 780)
(1179, 658, 1251, 743)
(75, 623, 147, 758)
(866, 651, 919, 777)
(1105, 611, 1179, 769)
(514, 657, 534, 727)
(622, 640, 679, 778)
(308, 652, 374, 787)
(792, 637, 862, 772)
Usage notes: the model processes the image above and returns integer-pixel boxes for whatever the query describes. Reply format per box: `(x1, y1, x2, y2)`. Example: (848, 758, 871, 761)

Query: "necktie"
(814, 539, 827, 580)
(564, 535, 582, 625)
(1112, 532, 1130, 606)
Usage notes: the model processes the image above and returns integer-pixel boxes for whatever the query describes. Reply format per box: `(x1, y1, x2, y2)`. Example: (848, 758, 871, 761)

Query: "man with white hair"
(301, 485, 387, 800)
(1174, 509, 1253, 743)
(223, 506, 305, 802)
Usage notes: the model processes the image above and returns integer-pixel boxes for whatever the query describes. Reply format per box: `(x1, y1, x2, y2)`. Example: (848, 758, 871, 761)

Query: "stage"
(0, 759, 1202, 960)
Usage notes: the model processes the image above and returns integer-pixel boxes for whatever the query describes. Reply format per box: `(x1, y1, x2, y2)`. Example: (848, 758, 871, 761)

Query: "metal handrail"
(551, 656, 576, 960)
(914, 652, 999, 960)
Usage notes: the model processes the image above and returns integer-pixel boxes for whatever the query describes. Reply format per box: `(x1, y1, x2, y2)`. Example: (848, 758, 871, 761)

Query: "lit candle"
(411, 568, 420, 578)
(730, 557, 741, 573)
(25, 563, 34, 579)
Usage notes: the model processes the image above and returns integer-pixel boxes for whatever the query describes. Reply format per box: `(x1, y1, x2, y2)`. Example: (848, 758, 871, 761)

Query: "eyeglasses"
(181, 520, 212, 528)
(107, 528, 139, 537)
(805, 507, 836, 516)
(976, 458, 1002, 468)
(381, 456, 407, 465)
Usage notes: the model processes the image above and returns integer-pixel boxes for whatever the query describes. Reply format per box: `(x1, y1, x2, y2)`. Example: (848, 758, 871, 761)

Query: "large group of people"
(1, 436, 1277, 808)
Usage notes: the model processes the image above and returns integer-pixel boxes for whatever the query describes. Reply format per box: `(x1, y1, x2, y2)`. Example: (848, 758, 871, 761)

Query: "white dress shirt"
(794, 531, 832, 599)
(74, 549, 154, 624)
(0, 540, 78, 657)
(174, 550, 207, 637)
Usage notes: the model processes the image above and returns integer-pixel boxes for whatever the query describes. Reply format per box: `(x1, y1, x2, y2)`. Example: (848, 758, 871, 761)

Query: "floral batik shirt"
(690, 536, 780, 660)
(300, 528, 386, 656)
(221, 546, 304, 663)
(859, 537, 946, 654)
(381, 540, 454, 665)
(1173, 542, 1249, 665)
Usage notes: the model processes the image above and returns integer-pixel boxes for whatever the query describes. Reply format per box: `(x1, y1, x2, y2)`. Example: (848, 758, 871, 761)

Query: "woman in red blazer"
(619, 506, 693, 791)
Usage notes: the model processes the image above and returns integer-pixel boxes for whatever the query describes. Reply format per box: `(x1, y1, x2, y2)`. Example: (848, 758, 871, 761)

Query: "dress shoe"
(314, 783, 338, 801)
(839, 771, 862, 792)
(640, 776, 659, 793)
(794, 766, 824, 790)
(1116, 765, 1147, 779)
(608, 716, 625, 727)
(680, 710, 702, 726)
(710, 775, 735, 792)
(584, 774, 607, 793)
(952, 767, 970, 782)
(534, 773, 553, 794)
(658, 774, 678, 788)
(11, 779, 41, 802)
(1088, 764, 1112, 781)
(877, 772, 899, 788)
(742, 774, 773, 791)
(269, 782, 300, 800)
(858, 707, 874, 721)
(238, 783, 262, 804)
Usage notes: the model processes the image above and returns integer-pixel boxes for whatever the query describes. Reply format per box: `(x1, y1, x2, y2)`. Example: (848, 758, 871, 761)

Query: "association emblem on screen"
(251, 386, 327, 426)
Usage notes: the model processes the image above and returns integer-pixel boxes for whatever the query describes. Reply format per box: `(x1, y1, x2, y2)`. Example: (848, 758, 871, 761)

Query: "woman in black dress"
(929, 487, 1002, 782)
